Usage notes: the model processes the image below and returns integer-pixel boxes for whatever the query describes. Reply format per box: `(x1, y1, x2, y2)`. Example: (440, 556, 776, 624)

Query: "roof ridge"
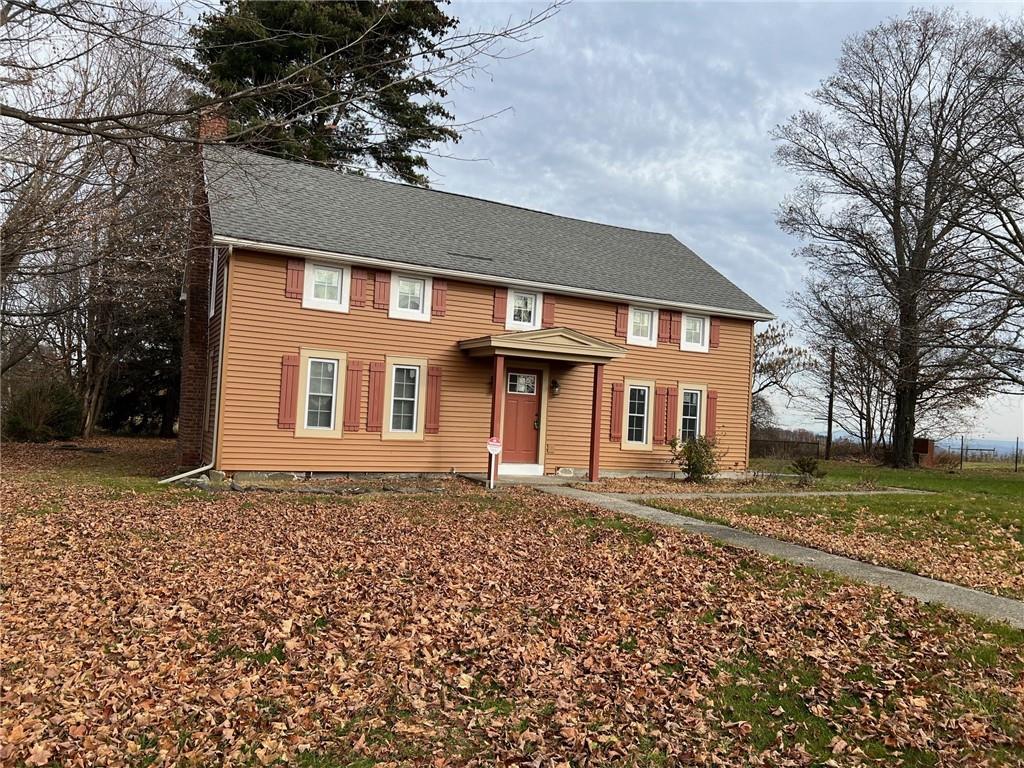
(206, 144, 675, 239)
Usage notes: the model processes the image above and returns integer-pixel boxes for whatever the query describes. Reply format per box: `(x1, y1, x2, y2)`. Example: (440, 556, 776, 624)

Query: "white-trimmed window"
(627, 306, 658, 347)
(383, 356, 427, 440)
(294, 348, 347, 439)
(681, 314, 709, 352)
(303, 262, 351, 313)
(506, 289, 542, 331)
(621, 380, 653, 450)
(680, 389, 702, 441)
(389, 274, 432, 322)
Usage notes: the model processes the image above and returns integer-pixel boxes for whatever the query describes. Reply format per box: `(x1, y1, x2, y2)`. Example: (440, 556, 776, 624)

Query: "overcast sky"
(430, 0, 1024, 441)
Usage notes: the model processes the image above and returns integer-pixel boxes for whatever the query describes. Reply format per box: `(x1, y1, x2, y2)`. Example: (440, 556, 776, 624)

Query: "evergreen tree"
(186, 1, 462, 184)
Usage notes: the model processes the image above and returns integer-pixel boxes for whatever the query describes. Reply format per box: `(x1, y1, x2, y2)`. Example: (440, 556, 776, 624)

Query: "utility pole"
(824, 346, 835, 460)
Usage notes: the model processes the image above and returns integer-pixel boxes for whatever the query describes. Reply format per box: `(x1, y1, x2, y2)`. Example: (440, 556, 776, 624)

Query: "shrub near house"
(179, 145, 772, 478)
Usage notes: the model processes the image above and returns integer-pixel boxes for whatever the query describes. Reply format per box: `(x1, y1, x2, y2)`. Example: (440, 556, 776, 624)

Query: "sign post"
(486, 437, 502, 490)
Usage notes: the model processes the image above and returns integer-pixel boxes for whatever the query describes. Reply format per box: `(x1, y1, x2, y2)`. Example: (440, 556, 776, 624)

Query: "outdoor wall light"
(550, 379, 561, 395)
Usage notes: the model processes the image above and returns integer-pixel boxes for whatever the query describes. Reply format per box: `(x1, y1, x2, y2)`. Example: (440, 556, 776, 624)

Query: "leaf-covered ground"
(651, 483, 1024, 600)
(3, 440, 1024, 766)
(574, 475, 879, 495)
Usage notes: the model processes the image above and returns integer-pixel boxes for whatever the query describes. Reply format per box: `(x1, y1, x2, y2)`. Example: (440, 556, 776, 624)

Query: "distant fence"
(750, 439, 820, 459)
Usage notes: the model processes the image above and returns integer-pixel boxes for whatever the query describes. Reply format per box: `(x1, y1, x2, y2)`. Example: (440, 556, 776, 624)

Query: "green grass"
(750, 458, 1024, 497)
(574, 514, 656, 544)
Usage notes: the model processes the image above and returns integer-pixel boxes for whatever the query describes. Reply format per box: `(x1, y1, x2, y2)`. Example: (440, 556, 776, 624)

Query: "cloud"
(431, 0, 1023, 438)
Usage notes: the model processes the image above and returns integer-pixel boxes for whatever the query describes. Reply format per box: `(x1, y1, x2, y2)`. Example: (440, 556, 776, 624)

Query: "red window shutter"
(665, 387, 678, 444)
(669, 312, 682, 344)
(541, 295, 556, 328)
(373, 271, 391, 310)
(706, 389, 719, 438)
(277, 353, 299, 429)
(351, 269, 367, 308)
(343, 360, 363, 431)
(609, 382, 624, 441)
(710, 317, 722, 348)
(426, 366, 442, 434)
(366, 362, 385, 432)
(614, 305, 628, 338)
(654, 387, 668, 444)
(657, 312, 672, 343)
(431, 279, 447, 317)
(492, 287, 507, 323)
(285, 259, 304, 299)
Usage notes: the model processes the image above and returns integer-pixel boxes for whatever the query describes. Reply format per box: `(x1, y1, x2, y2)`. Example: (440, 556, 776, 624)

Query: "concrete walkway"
(540, 485, 1024, 629)
(604, 488, 931, 500)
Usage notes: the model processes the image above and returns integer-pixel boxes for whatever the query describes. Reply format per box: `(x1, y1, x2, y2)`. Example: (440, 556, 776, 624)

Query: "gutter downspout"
(160, 244, 231, 484)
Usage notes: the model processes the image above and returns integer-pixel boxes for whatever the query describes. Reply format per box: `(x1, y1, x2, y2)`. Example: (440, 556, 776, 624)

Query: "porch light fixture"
(550, 379, 561, 395)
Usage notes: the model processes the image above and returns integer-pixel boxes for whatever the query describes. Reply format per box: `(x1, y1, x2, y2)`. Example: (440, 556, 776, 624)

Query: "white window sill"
(388, 308, 431, 322)
(626, 335, 657, 348)
(680, 342, 709, 353)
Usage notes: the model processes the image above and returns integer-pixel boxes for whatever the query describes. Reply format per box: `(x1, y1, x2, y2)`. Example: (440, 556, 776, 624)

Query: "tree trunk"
(891, 385, 917, 467)
(159, 381, 179, 438)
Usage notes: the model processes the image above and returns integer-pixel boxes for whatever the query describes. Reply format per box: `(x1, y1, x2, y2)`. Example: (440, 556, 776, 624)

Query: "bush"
(668, 436, 721, 482)
(2, 381, 82, 442)
(790, 456, 827, 485)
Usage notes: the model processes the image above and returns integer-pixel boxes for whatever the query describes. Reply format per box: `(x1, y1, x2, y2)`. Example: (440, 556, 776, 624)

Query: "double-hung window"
(680, 389, 702, 441)
(622, 379, 654, 450)
(627, 306, 658, 347)
(384, 356, 428, 439)
(294, 348, 347, 438)
(303, 262, 351, 313)
(389, 274, 432, 321)
(306, 359, 337, 429)
(681, 314, 709, 352)
(506, 289, 542, 331)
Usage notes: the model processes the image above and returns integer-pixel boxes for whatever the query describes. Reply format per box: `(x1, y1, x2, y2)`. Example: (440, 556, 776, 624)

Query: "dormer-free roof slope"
(202, 145, 772, 319)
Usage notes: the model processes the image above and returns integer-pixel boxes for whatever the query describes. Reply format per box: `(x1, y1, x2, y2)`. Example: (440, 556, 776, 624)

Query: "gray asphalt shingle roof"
(203, 145, 772, 319)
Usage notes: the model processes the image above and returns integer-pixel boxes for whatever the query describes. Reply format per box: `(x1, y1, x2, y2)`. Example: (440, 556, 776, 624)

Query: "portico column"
(490, 354, 506, 477)
(589, 363, 604, 481)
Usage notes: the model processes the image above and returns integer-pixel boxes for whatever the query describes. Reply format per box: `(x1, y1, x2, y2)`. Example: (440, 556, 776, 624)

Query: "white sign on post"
(486, 437, 502, 489)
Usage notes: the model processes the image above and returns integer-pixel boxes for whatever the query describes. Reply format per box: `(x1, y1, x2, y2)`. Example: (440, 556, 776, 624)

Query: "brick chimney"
(175, 107, 228, 468)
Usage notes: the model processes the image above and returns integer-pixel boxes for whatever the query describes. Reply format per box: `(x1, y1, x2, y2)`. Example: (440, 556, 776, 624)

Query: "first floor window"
(627, 306, 657, 346)
(626, 385, 649, 444)
(306, 358, 337, 429)
(391, 365, 419, 432)
(682, 315, 708, 351)
(680, 389, 701, 441)
(507, 289, 541, 330)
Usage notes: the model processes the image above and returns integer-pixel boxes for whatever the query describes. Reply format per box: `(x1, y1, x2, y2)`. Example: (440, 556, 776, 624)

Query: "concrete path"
(540, 485, 1024, 629)
(603, 488, 931, 500)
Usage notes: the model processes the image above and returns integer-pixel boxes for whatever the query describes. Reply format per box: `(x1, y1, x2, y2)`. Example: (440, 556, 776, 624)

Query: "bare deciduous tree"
(775, 9, 1024, 466)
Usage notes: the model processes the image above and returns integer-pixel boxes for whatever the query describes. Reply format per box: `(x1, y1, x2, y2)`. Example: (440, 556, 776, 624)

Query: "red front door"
(503, 369, 541, 463)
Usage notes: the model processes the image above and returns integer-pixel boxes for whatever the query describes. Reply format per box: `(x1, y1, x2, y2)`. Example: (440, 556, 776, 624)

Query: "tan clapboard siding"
(541, 296, 752, 471)
(217, 249, 754, 472)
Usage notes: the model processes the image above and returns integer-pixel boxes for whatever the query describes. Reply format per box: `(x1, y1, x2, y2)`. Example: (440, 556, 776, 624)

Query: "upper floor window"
(506, 289, 542, 331)
(627, 306, 658, 347)
(389, 273, 432, 321)
(681, 314, 709, 352)
(303, 262, 351, 313)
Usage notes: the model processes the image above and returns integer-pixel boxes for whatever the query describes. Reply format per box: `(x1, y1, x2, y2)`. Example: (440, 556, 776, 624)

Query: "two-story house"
(176, 142, 772, 481)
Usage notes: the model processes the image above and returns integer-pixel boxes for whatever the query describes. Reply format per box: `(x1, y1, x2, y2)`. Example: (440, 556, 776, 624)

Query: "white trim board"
(498, 463, 544, 477)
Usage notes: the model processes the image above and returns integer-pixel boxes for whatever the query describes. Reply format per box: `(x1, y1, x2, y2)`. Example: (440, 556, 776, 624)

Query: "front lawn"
(650, 462, 1024, 599)
(2, 441, 1024, 766)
